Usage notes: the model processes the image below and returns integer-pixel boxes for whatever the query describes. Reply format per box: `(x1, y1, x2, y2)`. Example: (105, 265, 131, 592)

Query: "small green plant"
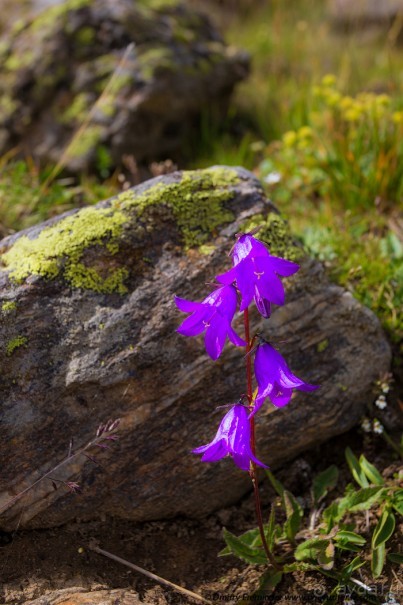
(220, 448, 402, 603)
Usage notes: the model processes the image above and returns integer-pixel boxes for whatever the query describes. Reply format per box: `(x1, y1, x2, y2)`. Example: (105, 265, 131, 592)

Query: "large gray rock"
(0, 166, 391, 530)
(329, 0, 403, 25)
(0, 0, 249, 172)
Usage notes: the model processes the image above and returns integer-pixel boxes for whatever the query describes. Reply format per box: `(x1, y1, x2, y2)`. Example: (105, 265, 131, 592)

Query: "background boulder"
(328, 0, 403, 27)
(0, 166, 391, 530)
(0, 0, 249, 172)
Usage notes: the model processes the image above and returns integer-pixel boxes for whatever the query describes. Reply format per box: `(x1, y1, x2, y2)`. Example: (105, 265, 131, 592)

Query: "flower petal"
(232, 234, 270, 265)
(174, 296, 203, 313)
(298, 383, 320, 392)
(254, 258, 285, 306)
(265, 256, 300, 277)
(236, 260, 255, 311)
(232, 452, 252, 471)
(204, 316, 228, 360)
(270, 385, 293, 408)
(227, 324, 247, 347)
(176, 312, 208, 337)
(199, 440, 228, 462)
(254, 345, 276, 387)
(215, 266, 238, 285)
(254, 287, 271, 318)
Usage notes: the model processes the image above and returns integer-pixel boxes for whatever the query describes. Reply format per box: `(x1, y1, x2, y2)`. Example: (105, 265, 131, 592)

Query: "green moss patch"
(1, 301, 17, 313)
(1, 167, 240, 292)
(2, 206, 128, 293)
(6, 335, 27, 356)
(242, 213, 301, 262)
(115, 167, 239, 248)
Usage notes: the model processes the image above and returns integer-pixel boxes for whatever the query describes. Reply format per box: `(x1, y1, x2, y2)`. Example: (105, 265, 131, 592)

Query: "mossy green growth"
(1, 301, 17, 313)
(1, 167, 239, 292)
(137, 47, 176, 80)
(116, 167, 239, 248)
(137, 0, 179, 10)
(75, 26, 95, 46)
(6, 336, 27, 356)
(317, 339, 329, 353)
(60, 93, 89, 124)
(2, 206, 128, 293)
(242, 213, 302, 262)
(67, 125, 103, 159)
(30, 0, 91, 33)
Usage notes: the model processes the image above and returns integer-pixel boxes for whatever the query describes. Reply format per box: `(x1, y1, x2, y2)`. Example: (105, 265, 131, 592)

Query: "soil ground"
(1, 429, 402, 605)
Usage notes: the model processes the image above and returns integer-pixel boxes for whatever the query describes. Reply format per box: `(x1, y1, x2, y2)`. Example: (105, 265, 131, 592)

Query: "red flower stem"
(244, 309, 279, 570)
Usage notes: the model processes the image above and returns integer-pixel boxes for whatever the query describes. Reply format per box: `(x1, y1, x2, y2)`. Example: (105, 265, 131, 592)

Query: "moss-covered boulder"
(329, 0, 403, 31)
(0, 0, 249, 172)
(0, 166, 391, 530)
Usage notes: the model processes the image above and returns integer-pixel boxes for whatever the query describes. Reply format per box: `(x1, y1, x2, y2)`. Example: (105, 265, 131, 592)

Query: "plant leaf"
(341, 556, 365, 579)
(282, 562, 318, 572)
(219, 527, 262, 556)
(387, 553, 403, 565)
(359, 454, 384, 486)
(265, 470, 285, 498)
(221, 528, 267, 565)
(371, 542, 386, 578)
(342, 487, 386, 513)
(334, 531, 366, 545)
(283, 490, 303, 543)
(295, 537, 330, 561)
(323, 486, 385, 531)
(317, 541, 335, 570)
(345, 447, 369, 488)
(312, 465, 339, 504)
(266, 505, 276, 551)
(371, 509, 395, 549)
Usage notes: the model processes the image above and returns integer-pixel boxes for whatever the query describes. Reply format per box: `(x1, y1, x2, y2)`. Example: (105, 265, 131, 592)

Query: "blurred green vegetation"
(0, 156, 116, 237)
(0, 0, 402, 342)
(195, 0, 403, 342)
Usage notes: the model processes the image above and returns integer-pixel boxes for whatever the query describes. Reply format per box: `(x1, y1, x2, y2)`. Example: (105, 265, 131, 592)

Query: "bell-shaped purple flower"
(216, 233, 299, 318)
(175, 285, 246, 361)
(193, 404, 267, 471)
(252, 342, 319, 416)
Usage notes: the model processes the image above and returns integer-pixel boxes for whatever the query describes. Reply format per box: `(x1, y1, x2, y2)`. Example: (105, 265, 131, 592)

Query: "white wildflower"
(361, 418, 372, 433)
(264, 171, 282, 185)
(373, 419, 384, 434)
(375, 395, 387, 410)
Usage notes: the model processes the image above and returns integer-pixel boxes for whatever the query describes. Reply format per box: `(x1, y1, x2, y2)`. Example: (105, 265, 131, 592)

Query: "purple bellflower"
(192, 404, 267, 471)
(216, 233, 299, 318)
(175, 284, 246, 361)
(252, 342, 319, 416)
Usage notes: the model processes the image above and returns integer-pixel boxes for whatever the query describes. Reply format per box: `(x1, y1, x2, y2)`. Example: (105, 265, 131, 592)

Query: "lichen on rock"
(6, 335, 27, 356)
(1, 167, 240, 292)
(117, 166, 239, 247)
(1, 301, 17, 314)
(1, 206, 128, 293)
(242, 213, 302, 262)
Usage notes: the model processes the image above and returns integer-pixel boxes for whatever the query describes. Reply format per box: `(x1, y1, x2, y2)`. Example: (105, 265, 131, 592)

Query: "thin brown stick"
(88, 542, 212, 604)
(244, 309, 280, 570)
